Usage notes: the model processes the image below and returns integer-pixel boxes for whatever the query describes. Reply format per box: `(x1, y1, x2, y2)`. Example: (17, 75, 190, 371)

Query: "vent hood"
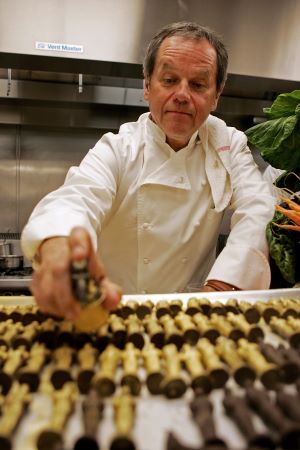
(0, 0, 300, 131)
(0, 0, 300, 82)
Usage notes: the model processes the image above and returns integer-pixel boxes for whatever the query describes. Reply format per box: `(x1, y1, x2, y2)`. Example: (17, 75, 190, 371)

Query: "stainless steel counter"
(122, 288, 300, 303)
(2, 287, 300, 301)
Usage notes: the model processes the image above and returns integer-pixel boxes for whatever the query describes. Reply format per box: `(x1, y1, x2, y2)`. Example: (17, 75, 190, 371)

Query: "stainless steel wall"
(0, 124, 102, 233)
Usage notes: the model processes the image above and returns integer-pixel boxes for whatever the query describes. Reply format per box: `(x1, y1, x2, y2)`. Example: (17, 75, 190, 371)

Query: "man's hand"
(30, 227, 121, 320)
(201, 279, 241, 292)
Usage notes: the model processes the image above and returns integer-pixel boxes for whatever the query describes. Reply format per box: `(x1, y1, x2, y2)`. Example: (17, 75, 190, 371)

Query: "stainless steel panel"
(0, 79, 148, 107)
(0, 80, 127, 104)
(122, 288, 300, 303)
(0, 103, 136, 130)
(19, 127, 100, 230)
(1, 124, 105, 234)
(0, 0, 299, 81)
(0, 276, 31, 290)
(0, 287, 300, 301)
(139, 0, 300, 82)
(0, 125, 17, 232)
(0, 0, 147, 62)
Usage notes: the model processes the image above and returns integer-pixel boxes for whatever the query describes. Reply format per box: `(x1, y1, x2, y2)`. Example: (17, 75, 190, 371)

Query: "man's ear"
(212, 84, 224, 111)
(144, 78, 150, 101)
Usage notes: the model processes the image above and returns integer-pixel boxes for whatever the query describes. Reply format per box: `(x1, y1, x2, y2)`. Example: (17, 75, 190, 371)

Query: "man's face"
(144, 36, 222, 150)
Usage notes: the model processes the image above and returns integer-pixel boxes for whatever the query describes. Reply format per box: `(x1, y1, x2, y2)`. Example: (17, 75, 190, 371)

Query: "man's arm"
(201, 279, 241, 292)
(205, 130, 276, 290)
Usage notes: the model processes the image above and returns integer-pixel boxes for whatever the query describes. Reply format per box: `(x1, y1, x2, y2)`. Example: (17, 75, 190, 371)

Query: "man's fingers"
(31, 264, 81, 320)
(102, 279, 122, 311)
(70, 228, 121, 311)
(69, 227, 92, 260)
(70, 226, 106, 283)
(50, 267, 81, 320)
(30, 271, 62, 317)
(70, 227, 107, 285)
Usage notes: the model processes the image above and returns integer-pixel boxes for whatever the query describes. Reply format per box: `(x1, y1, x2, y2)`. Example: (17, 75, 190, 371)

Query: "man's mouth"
(167, 110, 192, 116)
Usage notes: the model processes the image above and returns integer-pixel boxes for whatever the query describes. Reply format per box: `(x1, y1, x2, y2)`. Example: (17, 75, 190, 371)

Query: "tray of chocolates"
(0, 288, 300, 450)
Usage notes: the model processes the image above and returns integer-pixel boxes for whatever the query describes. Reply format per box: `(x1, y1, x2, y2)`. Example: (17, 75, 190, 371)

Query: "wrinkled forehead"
(158, 35, 216, 59)
(155, 36, 218, 79)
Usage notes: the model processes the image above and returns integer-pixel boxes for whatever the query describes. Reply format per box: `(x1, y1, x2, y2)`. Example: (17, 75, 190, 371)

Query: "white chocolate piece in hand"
(74, 303, 109, 332)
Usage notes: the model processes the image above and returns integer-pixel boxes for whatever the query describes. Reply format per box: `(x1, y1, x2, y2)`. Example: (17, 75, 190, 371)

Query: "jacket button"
(143, 258, 150, 264)
(142, 223, 150, 229)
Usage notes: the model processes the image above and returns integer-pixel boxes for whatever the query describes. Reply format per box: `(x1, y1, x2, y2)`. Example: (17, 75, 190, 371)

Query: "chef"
(21, 21, 275, 320)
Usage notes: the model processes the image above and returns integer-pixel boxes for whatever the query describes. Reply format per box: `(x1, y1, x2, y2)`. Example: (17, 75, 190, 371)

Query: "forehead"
(155, 36, 217, 74)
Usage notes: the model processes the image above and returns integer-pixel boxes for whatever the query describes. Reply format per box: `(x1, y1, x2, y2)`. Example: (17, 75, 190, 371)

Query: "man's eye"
(192, 82, 204, 90)
(163, 78, 175, 85)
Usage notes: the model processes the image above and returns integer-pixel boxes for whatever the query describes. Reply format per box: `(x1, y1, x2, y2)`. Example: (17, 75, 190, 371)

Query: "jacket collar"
(139, 113, 233, 208)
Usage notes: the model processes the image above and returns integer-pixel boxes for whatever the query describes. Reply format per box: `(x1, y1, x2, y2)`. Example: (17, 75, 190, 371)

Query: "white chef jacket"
(21, 113, 275, 294)
(262, 165, 285, 202)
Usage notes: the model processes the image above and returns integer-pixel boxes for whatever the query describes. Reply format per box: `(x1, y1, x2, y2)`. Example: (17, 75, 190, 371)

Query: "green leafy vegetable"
(266, 211, 297, 284)
(246, 115, 296, 155)
(258, 122, 300, 171)
(245, 90, 300, 170)
(246, 90, 300, 286)
(263, 90, 300, 119)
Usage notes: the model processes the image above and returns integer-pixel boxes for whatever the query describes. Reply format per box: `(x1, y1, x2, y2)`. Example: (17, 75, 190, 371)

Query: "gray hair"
(143, 21, 228, 92)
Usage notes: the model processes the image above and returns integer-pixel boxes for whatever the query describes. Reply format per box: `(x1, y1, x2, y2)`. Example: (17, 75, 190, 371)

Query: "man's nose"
(173, 80, 190, 103)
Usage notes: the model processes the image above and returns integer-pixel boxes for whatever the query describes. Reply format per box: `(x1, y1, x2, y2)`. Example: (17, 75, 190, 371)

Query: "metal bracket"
(78, 73, 83, 94)
(7, 68, 11, 96)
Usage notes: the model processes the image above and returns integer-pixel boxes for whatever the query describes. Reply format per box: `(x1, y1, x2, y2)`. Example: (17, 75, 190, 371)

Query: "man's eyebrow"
(160, 63, 209, 77)
(160, 62, 175, 71)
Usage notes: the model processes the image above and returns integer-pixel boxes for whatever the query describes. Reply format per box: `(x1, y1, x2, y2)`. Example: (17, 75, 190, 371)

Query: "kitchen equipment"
(0, 255, 23, 270)
(0, 242, 13, 256)
(0, 265, 32, 293)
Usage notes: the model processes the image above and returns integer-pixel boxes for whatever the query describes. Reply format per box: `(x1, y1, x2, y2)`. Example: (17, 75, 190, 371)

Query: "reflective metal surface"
(0, 266, 32, 291)
(122, 288, 300, 303)
(0, 0, 300, 82)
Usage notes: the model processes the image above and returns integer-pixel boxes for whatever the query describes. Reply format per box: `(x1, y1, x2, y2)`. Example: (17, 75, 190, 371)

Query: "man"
(21, 22, 275, 320)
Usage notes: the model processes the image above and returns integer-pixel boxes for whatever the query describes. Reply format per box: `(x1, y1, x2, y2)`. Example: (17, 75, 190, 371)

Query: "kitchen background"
(0, 0, 300, 243)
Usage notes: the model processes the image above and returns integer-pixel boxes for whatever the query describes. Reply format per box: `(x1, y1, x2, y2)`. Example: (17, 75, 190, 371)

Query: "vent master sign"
(36, 41, 83, 53)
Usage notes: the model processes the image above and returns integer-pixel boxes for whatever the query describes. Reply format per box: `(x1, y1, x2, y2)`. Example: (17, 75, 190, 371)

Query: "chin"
(168, 127, 193, 139)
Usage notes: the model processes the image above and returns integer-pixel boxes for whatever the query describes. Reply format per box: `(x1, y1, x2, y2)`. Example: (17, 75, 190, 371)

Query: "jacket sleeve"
(206, 130, 276, 290)
(21, 133, 123, 261)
